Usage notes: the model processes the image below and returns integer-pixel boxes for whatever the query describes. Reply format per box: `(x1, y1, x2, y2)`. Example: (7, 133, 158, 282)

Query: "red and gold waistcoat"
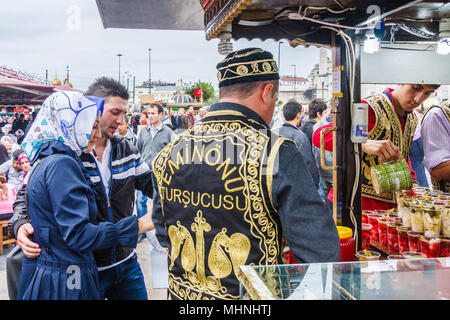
(361, 92, 418, 203)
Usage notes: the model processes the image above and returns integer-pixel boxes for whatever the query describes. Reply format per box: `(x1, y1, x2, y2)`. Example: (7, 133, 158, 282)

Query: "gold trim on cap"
(217, 59, 279, 83)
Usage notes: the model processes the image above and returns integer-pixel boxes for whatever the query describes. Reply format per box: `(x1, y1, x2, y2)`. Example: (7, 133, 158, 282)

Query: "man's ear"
(261, 83, 274, 104)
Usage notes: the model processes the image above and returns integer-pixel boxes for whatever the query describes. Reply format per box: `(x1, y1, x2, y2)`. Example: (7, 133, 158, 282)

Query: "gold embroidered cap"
(216, 48, 279, 88)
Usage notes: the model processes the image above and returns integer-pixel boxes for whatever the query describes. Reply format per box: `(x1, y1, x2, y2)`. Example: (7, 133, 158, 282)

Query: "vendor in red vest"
(313, 84, 439, 211)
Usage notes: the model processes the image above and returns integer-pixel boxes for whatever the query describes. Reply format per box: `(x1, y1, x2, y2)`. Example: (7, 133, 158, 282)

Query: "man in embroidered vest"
(151, 48, 340, 300)
(421, 101, 450, 193)
(313, 84, 439, 211)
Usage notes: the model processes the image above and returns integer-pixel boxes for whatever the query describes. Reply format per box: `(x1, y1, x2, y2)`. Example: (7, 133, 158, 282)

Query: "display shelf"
(370, 240, 398, 257)
(239, 257, 450, 300)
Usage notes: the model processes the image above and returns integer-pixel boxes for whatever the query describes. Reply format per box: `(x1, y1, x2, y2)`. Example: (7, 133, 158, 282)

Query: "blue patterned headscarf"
(21, 91, 104, 161)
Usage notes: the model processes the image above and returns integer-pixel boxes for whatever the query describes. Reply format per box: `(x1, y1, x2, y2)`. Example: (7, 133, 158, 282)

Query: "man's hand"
(138, 213, 155, 234)
(17, 223, 41, 258)
(362, 140, 401, 162)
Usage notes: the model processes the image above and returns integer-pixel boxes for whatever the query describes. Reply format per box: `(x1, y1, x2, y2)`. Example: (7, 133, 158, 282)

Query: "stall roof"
(96, 1, 450, 47)
(0, 69, 83, 105)
(95, 0, 204, 30)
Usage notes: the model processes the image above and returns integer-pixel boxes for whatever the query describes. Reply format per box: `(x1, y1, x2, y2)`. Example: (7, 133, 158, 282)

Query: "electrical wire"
(288, 13, 375, 30)
(333, 0, 346, 10)
(321, 25, 361, 248)
(298, 5, 357, 18)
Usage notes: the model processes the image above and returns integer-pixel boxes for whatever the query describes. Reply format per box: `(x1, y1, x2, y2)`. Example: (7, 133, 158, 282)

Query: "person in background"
(12, 114, 28, 139)
(10, 113, 20, 134)
(421, 100, 450, 192)
(312, 110, 333, 211)
(7, 128, 18, 144)
(276, 101, 319, 189)
(300, 99, 328, 144)
(0, 143, 9, 165)
(0, 149, 25, 191)
(194, 107, 206, 123)
(131, 113, 140, 134)
(140, 111, 148, 126)
(15, 129, 25, 145)
(17, 152, 31, 180)
(117, 114, 137, 145)
(162, 108, 175, 130)
(0, 172, 17, 222)
(175, 108, 186, 133)
(186, 105, 195, 127)
(300, 113, 309, 127)
(24, 110, 39, 137)
(1, 136, 13, 158)
(409, 108, 429, 187)
(169, 109, 177, 129)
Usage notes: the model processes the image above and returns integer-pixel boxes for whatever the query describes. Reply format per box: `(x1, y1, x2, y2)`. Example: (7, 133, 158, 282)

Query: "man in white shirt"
(136, 103, 176, 223)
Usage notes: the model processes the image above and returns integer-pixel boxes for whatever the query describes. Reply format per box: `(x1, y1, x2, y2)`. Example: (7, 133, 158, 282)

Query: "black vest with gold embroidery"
(423, 102, 450, 193)
(361, 91, 418, 203)
(152, 103, 287, 300)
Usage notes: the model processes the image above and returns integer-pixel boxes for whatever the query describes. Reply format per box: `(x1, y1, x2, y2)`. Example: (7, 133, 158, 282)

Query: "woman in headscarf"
(16, 91, 151, 300)
(17, 152, 30, 179)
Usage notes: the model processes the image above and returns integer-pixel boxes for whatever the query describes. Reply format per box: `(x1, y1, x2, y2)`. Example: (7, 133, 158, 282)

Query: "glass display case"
(239, 257, 450, 300)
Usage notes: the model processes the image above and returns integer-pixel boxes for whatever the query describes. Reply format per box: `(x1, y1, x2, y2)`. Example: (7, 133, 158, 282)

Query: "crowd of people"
(2, 46, 448, 301)
(0, 111, 38, 222)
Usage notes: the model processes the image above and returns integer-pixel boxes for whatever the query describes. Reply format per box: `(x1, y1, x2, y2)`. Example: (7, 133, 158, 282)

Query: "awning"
(95, 0, 204, 30)
(0, 73, 83, 105)
(95, 0, 450, 47)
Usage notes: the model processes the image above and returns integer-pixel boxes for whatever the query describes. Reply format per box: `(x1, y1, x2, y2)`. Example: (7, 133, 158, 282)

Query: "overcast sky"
(1, 0, 325, 91)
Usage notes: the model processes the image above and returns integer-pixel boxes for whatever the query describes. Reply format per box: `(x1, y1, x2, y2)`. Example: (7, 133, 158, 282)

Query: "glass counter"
(238, 257, 450, 300)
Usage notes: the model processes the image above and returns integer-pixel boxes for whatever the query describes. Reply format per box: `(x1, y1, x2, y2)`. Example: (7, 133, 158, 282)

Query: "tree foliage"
(185, 81, 215, 103)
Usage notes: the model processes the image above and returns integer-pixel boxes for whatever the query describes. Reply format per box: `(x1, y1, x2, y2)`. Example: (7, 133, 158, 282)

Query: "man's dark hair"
(308, 99, 327, 119)
(12, 149, 23, 161)
(429, 84, 440, 90)
(219, 80, 279, 100)
(85, 77, 129, 100)
(19, 113, 25, 120)
(149, 103, 164, 115)
(283, 101, 302, 121)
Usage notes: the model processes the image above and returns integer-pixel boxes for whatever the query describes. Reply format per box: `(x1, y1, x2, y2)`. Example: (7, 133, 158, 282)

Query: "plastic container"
(337, 226, 355, 262)
(351, 102, 368, 143)
(439, 235, 450, 257)
(361, 223, 372, 250)
(377, 217, 388, 246)
(407, 231, 422, 252)
(397, 226, 410, 254)
(387, 222, 399, 252)
(367, 213, 382, 241)
(355, 250, 380, 261)
(419, 236, 441, 258)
